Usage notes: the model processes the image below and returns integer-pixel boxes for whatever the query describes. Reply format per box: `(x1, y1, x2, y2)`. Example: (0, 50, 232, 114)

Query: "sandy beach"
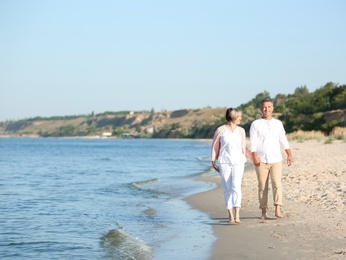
(186, 139, 346, 259)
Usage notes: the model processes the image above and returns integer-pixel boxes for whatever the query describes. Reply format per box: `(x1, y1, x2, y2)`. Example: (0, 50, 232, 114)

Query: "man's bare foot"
(229, 219, 235, 224)
(235, 218, 241, 224)
(259, 214, 268, 220)
(260, 208, 268, 220)
(275, 206, 283, 218)
(275, 213, 283, 218)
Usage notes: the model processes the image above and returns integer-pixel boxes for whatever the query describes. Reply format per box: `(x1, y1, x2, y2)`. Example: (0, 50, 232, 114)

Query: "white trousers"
(219, 163, 244, 209)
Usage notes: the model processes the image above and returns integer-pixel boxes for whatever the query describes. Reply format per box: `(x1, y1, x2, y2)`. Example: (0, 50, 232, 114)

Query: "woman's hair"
(225, 108, 241, 122)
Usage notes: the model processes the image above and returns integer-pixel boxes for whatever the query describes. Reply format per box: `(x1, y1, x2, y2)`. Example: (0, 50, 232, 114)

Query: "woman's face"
(232, 115, 242, 125)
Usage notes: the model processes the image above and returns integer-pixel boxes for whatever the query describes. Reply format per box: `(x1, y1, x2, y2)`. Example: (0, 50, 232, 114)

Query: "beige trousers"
(255, 162, 283, 209)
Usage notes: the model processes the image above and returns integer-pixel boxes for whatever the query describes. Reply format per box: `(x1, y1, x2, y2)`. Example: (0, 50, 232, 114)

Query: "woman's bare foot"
(228, 209, 235, 224)
(234, 208, 241, 223)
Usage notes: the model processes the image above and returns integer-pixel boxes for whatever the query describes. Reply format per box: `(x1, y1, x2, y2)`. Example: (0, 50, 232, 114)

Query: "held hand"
(253, 157, 261, 166)
(251, 153, 261, 166)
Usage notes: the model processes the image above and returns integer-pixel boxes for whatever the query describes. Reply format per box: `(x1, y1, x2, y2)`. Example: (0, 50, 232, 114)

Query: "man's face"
(261, 101, 273, 118)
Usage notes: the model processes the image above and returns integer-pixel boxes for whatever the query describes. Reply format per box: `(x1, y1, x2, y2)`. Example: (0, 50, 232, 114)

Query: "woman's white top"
(211, 125, 247, 166)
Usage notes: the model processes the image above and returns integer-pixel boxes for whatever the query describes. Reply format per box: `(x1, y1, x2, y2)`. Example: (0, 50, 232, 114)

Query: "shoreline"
(185, 139, 346, 259)
(185, 169, 302, 259)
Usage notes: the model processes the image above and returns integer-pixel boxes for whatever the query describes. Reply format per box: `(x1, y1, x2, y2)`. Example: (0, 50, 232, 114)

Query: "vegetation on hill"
(239, 82, 346, 134)
(0, 82, 345, 138)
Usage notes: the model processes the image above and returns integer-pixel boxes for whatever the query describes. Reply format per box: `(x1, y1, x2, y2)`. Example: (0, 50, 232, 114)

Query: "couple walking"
(211, 98, 293, 223)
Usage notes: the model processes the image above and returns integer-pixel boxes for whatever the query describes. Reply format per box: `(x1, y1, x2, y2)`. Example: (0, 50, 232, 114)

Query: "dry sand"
(186, 139, 346, 259)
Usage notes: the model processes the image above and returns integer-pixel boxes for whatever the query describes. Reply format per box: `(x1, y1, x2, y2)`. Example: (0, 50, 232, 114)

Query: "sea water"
(0, 138, 217, 259)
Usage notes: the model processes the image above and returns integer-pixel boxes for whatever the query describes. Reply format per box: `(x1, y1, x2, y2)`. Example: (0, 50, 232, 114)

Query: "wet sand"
(186, 139, 346, 259)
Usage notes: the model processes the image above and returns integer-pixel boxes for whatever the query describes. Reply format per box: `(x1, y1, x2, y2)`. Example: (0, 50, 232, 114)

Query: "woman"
(211, 108, 250, 224)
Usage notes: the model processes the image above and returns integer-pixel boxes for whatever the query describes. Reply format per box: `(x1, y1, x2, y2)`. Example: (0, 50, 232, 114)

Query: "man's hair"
(261, 98, 273, 105)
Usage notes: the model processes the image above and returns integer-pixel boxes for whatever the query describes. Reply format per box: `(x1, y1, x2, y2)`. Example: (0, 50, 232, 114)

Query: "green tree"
(294, 85, 309, 96)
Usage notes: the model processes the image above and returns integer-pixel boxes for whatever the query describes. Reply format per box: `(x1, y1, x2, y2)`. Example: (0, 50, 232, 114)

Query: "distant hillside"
(1, 82, 345, 138)
(0, 107, 227, 138)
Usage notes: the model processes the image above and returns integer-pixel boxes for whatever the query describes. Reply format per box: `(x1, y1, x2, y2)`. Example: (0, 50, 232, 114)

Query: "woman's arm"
(240, 127, 252, 160)
(211, 126, 223, 172)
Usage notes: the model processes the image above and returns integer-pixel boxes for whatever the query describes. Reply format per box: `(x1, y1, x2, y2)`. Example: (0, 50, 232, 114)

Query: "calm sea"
(0, 138, 217, 260)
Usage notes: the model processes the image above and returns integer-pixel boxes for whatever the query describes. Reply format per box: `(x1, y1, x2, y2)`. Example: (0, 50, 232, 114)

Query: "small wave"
(132, 178, 160, 188)
(183, 166, 215, 178)
(130, 178, 165, 197)
(100, 229, 152, 260)
(199, 166, 216, 176)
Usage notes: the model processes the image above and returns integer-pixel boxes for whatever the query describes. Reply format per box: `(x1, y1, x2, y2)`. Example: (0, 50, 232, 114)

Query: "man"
(250, 98, 292, 219)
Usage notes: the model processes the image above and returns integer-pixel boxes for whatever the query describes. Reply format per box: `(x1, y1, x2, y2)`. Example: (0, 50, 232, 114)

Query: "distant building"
(102, 132, 112, 137)
(121, 132, 134, 138)
(146, 126, 154, 134)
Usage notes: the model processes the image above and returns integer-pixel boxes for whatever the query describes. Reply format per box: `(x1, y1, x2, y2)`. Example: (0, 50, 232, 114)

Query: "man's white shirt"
(250, 118, 290, 164)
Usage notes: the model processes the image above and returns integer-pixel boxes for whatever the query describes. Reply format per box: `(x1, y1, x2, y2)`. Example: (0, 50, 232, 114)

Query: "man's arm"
(285, 149, 293, 166)
(251, 151, 261, 166)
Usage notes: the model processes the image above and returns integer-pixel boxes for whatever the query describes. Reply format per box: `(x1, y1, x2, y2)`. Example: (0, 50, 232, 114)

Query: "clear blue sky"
(1, 0, 345, 121)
